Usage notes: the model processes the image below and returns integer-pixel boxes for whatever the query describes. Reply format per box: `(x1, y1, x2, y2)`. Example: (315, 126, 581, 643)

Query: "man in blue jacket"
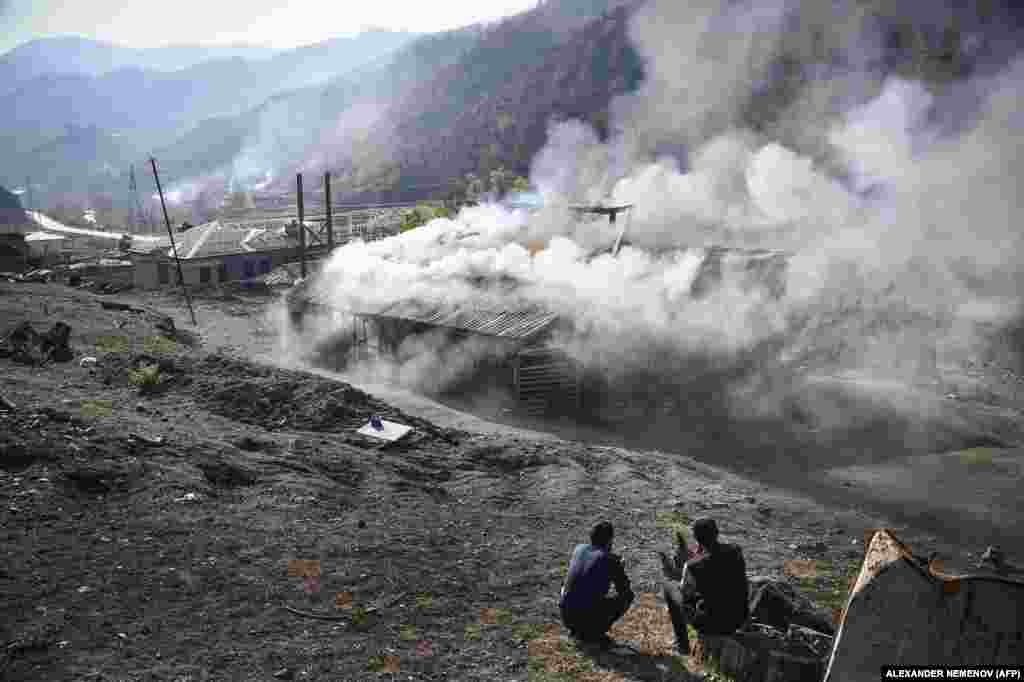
(559, 521, 635, 646)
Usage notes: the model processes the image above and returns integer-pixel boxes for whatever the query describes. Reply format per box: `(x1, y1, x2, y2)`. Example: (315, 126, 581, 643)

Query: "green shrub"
(95, 335, 129, 353)
(958, 448, 995, 467)
(80, 399, 113, 418)
(511, 622, 545, 644)
(350, 606, 371, 630)
(143, 335, 178, 354)
(128, 365, 161, 391)
(399, 203, 452, 232)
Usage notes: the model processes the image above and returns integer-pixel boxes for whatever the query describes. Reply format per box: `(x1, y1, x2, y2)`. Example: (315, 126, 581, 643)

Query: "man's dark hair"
(590, 521, 614, 547)
(693, 518, 719, 548)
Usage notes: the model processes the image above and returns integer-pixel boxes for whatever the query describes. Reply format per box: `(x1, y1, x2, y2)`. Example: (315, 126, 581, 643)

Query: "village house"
(24, 230, 69, 266)
(132, 219, 302, 289)
(0, 185, 30, 271)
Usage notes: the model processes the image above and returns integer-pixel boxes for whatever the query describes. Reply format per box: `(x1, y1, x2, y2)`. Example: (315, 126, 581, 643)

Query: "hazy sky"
(0, 0, 540, 53)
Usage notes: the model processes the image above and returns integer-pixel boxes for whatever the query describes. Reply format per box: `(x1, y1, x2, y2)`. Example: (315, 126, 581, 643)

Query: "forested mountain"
(363, 2, 646, 194)
(0, 31, 418, 194)
(6, 0, 1023, 218)
(319, 0, 1024, 202)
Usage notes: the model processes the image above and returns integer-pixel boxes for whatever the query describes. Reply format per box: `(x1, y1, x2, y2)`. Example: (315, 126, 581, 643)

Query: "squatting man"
(559, 518, 749, 653)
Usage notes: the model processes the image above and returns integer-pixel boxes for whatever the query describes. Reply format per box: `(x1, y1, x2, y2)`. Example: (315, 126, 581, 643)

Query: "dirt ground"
(2, 281, 1021, 681)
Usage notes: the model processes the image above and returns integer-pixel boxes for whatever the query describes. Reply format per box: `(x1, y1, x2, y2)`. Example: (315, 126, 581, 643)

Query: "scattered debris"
(174, 492, 202, 503)
(0, 321, 74, 365)
(99, 301, 136, 312)
(127, 432, 165, 447)
(195, 454, 258, 488)
(974, 545, 1022, 575)
(79, 356, 98, 367)
(692, 622, 832, 682)
(233, 435, 275, 452)
(0, 394, 15, 411)
(357, 417, 411, 442)
(748, 578, 835, 635)
(20, 269, 53, 283)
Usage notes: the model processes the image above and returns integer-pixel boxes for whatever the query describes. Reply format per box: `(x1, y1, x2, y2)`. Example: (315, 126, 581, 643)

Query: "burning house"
(287, 201, 789, 418)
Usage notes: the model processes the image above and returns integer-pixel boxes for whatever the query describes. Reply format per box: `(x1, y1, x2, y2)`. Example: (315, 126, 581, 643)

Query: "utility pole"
(297, 173, 306, 279)
(151, 157, 197, 326)
(324, 171, 333, 251)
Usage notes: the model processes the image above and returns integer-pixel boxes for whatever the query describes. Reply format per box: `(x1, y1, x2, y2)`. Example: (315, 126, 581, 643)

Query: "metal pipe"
(150, 157, 196, 326)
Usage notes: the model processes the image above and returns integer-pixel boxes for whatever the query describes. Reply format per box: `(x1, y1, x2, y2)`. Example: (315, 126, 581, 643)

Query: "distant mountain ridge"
(0, 35, 279, 95)
(0, 31, 419, 196)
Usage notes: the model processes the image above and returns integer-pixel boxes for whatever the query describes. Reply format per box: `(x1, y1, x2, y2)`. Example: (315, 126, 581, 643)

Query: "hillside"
(286, 0, 1024, 202)
(2, 280, 1018, 680)
(373, 2, 646, 193)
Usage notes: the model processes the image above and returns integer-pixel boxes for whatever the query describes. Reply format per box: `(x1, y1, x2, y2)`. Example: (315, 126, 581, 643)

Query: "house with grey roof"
(132, 220, 302, 289)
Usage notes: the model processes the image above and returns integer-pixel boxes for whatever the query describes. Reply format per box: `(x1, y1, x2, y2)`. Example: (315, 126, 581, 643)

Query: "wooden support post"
(297, 173, 306, 279)
(324, 171, 333, 251)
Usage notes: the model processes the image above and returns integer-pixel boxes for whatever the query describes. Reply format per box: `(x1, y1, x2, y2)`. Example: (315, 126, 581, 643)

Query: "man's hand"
(656, 550, 683, 582)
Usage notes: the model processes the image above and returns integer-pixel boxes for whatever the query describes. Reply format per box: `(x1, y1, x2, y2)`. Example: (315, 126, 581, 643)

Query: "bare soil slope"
(0, 281, 1014, 681)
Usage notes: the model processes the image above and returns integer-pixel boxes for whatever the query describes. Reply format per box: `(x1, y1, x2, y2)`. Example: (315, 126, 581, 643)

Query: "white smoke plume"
(296, 0, 1024, 442)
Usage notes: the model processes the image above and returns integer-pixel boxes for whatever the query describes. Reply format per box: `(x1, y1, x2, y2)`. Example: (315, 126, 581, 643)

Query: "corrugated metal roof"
(169, 220, 299, 259)
(364, 300, 559, 341)
(25, 231, 67, 242)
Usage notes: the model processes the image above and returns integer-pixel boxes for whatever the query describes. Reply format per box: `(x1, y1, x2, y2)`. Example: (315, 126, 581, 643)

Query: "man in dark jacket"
(661, 518, 749, 654)
(559, 521, 635, 645)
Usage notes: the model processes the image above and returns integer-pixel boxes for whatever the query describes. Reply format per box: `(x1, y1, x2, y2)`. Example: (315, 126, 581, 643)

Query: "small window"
(158, 263, 169, 285)
(244, 260, 255, 278)
(262, 259, 272, 274)
(218, 263, 228, 282)
(199, 267, 210, 284)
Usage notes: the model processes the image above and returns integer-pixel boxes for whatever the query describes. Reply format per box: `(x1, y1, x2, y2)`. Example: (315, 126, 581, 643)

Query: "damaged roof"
(362, 300, 560, 341)
(170, 220, 298, 259)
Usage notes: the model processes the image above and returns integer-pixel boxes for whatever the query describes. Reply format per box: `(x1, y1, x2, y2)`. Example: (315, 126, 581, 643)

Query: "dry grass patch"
(783, 559, 819, 579)
(610, 592, 676, 656)
(479, 607, 514, 626)
(334, 591, 354, 610)
(527, 626, 624, 682)
(366, 654, 400, 673)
